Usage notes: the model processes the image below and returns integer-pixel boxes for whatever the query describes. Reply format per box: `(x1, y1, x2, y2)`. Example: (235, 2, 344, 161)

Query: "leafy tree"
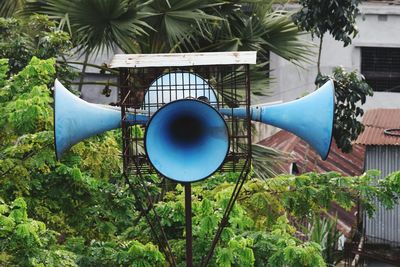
(25, 0, 149, 54)
(0, 57, 165, 266)
(0, 197, 166, 266)
(24, 0, 153, 91)
(0, 197, 78, 266)
(25, 0, 311, 59)
(293, 0, 362, 74)
(250, 217, 326, 267)
(0, 15, 77, 84)
(121, 170, 400, 266)
(65, 237, 165, 267)
(293, 1, 372, 153)
(317, 67, 373, 153)
(24, 0, 311, 91)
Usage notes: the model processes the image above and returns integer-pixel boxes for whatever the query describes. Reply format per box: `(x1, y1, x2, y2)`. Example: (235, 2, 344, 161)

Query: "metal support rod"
(185, 183, 193, 267)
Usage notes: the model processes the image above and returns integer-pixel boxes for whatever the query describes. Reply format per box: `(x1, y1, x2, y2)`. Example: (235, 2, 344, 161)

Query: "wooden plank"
(109, 51, 257, 68)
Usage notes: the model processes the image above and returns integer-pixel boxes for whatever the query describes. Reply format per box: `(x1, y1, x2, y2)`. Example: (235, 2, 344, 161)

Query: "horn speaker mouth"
(145, 99, 229, 183)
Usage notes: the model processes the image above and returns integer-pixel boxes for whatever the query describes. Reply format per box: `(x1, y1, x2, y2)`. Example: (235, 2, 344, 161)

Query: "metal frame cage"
(110, 52, 256, 266)
(116, 60, 253, 177)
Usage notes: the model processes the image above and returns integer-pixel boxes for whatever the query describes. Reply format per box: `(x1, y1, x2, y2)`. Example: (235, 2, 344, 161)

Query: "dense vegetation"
(0, 1, 397, 266)
(1, 55, 400, 266)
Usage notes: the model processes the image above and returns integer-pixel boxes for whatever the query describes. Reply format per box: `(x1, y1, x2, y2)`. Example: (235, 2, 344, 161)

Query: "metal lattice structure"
(115, 59, 253, 178)
(110, 52, 256, 266)
(54, 51, 334, 266)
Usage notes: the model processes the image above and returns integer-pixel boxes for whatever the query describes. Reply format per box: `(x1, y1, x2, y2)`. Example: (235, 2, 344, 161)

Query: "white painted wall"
(67, 48, 121, 104)
(264, 3, 400, 109)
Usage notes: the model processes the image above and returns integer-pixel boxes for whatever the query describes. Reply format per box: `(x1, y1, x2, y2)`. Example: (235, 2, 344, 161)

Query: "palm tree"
(0, 0, 26, 17)
(24, 0, 312, 59)
(24, 0, 151, 90)
(24, 0, 149, 54)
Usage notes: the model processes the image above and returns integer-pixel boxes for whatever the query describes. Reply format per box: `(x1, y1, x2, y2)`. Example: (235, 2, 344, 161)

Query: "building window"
(361, 47, 400, 92)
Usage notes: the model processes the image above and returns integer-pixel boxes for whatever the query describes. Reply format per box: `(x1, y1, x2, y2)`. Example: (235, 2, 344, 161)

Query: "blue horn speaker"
(145, 99, 229, 183)
(54, 79, 148, 160)
(54, 77, 334, 176)
(220, 80, 335, 160)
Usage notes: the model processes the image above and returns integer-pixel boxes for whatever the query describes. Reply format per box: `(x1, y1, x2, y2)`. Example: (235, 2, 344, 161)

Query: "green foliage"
(0, 57, 163, 266)
(293, 0, 361, 46)
(25, 0, 311, 97)
(141, 0, 220, 53)
(27, 0, 150, 54)
(293, 0, 371, 153)
(0, 15, 77, 84)
(293, 0, 363, 93)
(251, 216, 326, 267)
(307, 215, 341, 266)
(65, 238, 165, 267)
(122, 170, 400, 266)
(0, 0, 26, 17)
(317, 67, 374, 153)
(0, 58, 8, 88)
(152, 179, 256, 266)
(0, 197, 78, 266)
(242, 170, 400, 222)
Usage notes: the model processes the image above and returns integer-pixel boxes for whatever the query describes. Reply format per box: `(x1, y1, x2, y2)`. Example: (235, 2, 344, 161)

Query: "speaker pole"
(184, 183, 193, 267)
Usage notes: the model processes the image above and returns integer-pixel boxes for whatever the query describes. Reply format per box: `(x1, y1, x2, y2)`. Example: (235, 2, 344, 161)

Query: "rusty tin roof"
(258, 130, 365, 237)
(258, 130, 365, 176)
(356, 109, 400, 146)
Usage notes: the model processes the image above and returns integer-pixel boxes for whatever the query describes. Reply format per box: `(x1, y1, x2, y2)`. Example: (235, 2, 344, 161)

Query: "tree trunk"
(317, 35, 323, 75)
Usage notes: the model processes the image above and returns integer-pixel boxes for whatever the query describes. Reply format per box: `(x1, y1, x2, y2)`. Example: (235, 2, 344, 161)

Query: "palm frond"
(25, 0, 152, 54)
(141, 0, 222, 53)
(214, 64, 271, 107)
(0, 0, 25, 17)
(261, 10, 314, 65)
(251, 143, 292, 180)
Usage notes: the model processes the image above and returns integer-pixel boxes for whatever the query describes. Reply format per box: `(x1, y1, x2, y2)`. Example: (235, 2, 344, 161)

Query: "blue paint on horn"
(145, 99, 229, 183)
(219, 80, 335, 160)
(54, 79, 148, 160)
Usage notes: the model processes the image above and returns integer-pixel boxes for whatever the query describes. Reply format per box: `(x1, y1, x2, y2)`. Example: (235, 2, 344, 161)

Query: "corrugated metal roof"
(258, 130, 366, 176)
(355, 109, 400, 146)
(258, 130, 365, 237)
(356, 126, 400, 145)
(362, 109, 400, 128)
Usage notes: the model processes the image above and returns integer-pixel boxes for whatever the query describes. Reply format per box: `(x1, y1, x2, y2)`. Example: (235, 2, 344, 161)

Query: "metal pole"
(185, 183, 193, 267)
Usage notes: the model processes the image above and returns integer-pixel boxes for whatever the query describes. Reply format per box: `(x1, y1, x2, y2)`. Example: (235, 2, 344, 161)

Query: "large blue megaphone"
(53, 79, 148, 160)
(220, 80, 335, 160)
(145, 99, 229, 183)
(54, 77, 334, 181)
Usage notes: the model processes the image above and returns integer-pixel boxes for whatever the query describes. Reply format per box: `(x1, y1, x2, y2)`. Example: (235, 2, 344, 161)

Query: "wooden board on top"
(109, 51, 257, 68)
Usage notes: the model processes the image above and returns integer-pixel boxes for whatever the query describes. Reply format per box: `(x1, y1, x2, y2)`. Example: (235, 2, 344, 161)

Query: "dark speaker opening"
(168, 115, 205, 145)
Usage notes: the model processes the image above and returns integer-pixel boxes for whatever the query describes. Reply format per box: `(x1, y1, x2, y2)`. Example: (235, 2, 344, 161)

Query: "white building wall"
(67, 48, 122, 105)
(264, 3, 400, 109)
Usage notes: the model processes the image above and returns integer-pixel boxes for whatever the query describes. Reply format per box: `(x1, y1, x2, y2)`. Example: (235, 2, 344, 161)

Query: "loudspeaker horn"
(54, 78, 334, 167)
(220, 80, 335, 160)
(54, 79, 148, 160)
(145, 99, 229, 183)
